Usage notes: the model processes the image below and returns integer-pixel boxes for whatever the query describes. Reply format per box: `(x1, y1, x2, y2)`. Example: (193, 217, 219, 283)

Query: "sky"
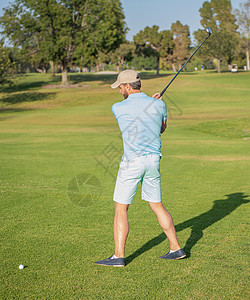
(120, 0, 241, 42)
(0, 0, 242, 43)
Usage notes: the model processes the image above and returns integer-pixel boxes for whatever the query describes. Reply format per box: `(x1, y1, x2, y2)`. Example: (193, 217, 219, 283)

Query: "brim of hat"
(111, 80, 120, 89)
(111, 78, 141, 89)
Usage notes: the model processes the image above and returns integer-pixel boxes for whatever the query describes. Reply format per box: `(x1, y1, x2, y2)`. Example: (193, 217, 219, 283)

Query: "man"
(95, 70, 186, 267)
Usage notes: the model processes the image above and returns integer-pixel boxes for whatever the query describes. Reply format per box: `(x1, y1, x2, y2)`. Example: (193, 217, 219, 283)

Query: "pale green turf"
(0, 71, 249, 299)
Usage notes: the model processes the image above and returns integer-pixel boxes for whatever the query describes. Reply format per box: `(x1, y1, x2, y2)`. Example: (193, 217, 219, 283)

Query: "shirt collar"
(127, 92, 146, 100)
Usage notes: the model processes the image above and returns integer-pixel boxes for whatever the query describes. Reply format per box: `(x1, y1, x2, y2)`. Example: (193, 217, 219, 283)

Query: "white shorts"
(113, 154, 162, 205)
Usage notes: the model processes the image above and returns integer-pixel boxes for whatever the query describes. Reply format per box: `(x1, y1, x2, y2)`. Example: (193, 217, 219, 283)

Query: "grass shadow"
(69, 73, 173, 85)
(0, 115, 14, 121)
(139, 71, 200, 78)
(69, 71, 202, 86)
(69, 74, 117, 84)
(0, 108, 37, 120)
(0, 75, 60, 93)
(126, 192, 249, 264)
(0, 92, 56, 105)
(0, 71, 200, 93)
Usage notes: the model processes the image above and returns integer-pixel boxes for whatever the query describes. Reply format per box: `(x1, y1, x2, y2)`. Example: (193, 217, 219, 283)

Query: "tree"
(130, 55, 157, 70)
(134, 25, 174, 75)
(159, 30, 175, 71)
(194, 0, 239, 73)
(74, 0, 127, 73)
(171, 21, 191, 71)
(0, 0, 127, 85)
(0, 1, 55, 73)
(0, 43, 17, 84)
(235, 0, 250, 70)
(111, 42, 135, 71)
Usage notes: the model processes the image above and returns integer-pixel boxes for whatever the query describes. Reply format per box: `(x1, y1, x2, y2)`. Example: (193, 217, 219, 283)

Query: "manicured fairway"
(0, 71, 249, 299)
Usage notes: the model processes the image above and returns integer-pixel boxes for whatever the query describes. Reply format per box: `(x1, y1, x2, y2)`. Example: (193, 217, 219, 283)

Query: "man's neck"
(128, 89, 141, 96)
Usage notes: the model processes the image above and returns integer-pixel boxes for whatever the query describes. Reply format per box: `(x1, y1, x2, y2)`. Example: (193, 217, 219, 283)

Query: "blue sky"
(120, 0, 241, 41)
(0, 0, 242, 43)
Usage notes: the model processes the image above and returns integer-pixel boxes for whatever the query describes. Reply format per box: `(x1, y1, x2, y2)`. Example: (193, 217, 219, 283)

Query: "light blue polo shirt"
(112, 92, 167, 161)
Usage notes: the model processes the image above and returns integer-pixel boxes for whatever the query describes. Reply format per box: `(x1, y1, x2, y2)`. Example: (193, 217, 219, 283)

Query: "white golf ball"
(19, 264, 24, 269)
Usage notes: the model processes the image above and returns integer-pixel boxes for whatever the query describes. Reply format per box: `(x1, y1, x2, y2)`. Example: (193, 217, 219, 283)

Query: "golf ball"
(19, 264, 24, 269)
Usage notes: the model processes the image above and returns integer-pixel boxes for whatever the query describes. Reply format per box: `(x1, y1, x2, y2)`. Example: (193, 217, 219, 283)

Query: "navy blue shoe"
(160, 249, 186, 260)
(95, 255, 125, 267)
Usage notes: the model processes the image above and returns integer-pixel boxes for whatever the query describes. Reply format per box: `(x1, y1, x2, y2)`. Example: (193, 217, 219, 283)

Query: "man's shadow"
(126, 193, 249, 264)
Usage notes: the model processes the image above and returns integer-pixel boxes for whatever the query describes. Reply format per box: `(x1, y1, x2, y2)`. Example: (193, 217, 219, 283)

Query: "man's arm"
(152, 93, 167, 134)
(161, 120, 167, 134)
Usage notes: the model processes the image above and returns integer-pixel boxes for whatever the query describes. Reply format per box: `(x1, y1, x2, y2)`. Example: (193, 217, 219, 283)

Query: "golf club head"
(205, 27, 212, 36)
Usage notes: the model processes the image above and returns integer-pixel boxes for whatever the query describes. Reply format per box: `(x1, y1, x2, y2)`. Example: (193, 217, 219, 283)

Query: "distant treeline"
(0, 0, 249, 85)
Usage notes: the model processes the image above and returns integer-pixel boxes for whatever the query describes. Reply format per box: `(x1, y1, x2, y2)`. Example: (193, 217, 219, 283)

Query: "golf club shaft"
(160, 34, 210, 97)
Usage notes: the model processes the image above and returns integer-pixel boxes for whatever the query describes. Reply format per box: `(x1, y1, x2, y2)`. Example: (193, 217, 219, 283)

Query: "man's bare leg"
(149, 202, 180, 251)
(114, 202, 129, 258)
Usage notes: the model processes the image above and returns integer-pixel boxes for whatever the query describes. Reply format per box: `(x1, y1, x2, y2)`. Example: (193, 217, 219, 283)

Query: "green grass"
(0, 71, 250, 299)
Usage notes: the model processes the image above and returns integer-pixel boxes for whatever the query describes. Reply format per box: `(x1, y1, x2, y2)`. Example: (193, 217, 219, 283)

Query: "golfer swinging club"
(95, 70, 186, 267)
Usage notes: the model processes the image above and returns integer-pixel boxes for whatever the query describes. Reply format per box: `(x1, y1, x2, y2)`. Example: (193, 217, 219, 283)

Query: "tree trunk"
(116, 65, 120, 72)
(121, 57, 124, 70)
(217, 59, 221, 74)
(228, 64, 232, 71)
(171, 63, 176, 72)
(49, 61, 55, 76)
(179, 63, 182, 71)
(246, 47, 250, 71)
(61, 66, 68, 85)
(96, 63, 100, 72)
(156, 57, 160, 75)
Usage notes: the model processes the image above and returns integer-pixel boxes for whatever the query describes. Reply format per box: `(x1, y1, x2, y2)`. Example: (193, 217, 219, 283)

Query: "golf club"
(160, 27, 212, 97)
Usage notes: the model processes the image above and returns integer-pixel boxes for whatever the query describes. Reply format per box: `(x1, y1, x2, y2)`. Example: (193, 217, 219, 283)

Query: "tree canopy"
(0, 43, 17, 84)
(0, 0, 249, 79)
(235, 0, 250, 70)
(0, 0, 127, 84)
(133, 25, 175, 75)
(194, 0, 240, 73)
(171, 21, 191, 71)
